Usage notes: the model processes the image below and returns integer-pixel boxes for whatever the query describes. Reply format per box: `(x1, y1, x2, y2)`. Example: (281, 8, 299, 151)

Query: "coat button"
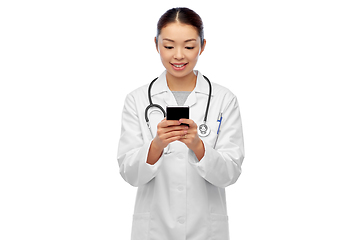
(178, 217, 185, 224)
(177, 186, 184, 191)
(178, 153, 185, 160)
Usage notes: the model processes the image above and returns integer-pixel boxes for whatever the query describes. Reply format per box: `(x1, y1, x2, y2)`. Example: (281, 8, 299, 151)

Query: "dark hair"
(156, 7, 204, 47)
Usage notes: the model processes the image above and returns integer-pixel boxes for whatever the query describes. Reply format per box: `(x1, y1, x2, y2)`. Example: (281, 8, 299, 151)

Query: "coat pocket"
(131, 212, 150, 240)
(210, 213, 230, 240)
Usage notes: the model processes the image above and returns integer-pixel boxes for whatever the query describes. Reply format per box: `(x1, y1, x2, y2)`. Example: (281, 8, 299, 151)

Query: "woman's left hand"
(178, 118, 205, 160)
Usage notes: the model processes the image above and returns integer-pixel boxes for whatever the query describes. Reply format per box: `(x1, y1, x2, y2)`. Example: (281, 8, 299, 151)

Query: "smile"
(171, 63, 188, 68)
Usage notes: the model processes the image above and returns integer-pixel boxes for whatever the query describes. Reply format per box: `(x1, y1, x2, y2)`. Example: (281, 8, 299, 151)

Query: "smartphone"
(166, 106, 189, 127)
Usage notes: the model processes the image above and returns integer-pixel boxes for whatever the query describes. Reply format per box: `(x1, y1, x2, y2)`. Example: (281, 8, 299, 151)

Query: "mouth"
(170, 62, 188, 70)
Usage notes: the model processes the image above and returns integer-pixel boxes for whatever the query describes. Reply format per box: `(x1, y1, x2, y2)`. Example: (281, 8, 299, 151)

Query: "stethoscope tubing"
(145, 74, 212, 138)
(202, 75, 211, 122)
(145, 77, 165, 123)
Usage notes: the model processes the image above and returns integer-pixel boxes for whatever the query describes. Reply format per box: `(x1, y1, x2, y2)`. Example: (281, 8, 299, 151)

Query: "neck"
(166, 71, 197, 91)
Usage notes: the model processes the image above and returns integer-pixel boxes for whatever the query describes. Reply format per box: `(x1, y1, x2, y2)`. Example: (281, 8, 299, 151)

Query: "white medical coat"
(117, 70, 244, 240)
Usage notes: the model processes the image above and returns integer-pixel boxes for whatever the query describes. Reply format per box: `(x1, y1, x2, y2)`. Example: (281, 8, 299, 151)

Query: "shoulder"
(127, 83, 149, 98)
(126, 73, 163, 99)
(123, 82, 151, 108)
(124, 71, 166, 106)
(206, 78, 240, 112)
(198, 71, 237, 100)
(211, 81, 237, 101)
(121, 83, 150, 113)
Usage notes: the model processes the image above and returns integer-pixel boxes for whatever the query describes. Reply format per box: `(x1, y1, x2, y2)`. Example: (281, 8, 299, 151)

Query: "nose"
(174, 48, 184, 60)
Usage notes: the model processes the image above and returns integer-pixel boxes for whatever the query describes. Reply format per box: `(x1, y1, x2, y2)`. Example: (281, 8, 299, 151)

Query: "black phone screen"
(166, 106, 189, 126)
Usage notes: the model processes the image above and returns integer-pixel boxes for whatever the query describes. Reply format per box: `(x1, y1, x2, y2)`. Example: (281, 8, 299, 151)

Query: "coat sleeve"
(117, 93, 164, 187)
(188, 96, 245, 188)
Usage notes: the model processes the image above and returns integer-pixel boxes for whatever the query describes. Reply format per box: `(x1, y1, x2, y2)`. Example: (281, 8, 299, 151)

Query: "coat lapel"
(184, 70, 213, 107)
(150, 70, 213, 108)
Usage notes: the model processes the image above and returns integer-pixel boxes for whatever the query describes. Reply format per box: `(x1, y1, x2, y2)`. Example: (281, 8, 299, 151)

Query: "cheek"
(188, 52, 200, 63)
(159, 51, 171, 62)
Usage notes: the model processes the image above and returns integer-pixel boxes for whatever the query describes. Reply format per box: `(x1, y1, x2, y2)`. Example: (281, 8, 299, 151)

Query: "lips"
(171, 63, 188, 68)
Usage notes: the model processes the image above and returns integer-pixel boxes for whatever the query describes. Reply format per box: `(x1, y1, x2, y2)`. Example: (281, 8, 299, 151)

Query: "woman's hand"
(147, 118, 204, 164)
(153, 118, 189, 149)
(178, 118, 205, 161)
(147, 118, 188, 165)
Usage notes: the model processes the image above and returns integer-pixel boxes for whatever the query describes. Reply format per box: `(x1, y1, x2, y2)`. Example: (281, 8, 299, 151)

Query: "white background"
(1, 0, 359, 239)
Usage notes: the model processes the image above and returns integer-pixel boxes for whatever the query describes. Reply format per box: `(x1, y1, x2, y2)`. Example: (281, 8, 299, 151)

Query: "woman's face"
(156, 22, 206, 80)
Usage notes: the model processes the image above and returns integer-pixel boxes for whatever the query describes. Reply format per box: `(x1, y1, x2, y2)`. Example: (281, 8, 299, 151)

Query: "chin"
(170, 70, 191, 78)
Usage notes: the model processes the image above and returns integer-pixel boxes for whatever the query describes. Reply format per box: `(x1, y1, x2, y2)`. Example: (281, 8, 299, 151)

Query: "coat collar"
(150, 70, 213, 107)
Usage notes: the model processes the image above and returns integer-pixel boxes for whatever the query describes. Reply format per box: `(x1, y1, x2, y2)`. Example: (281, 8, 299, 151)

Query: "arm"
(117, 94, 164, 187)
(146, 140, 164, 165)
(146, 120, 188, 165)
(187, 96, 245, 188)
(117, 94, 189, 185)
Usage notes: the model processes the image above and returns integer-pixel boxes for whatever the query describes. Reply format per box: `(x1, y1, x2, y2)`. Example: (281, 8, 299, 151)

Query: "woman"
(117, 7, 245, 240)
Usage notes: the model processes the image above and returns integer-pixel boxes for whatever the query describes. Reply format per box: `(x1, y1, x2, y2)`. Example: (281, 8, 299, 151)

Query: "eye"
(164, 46, 174, 49)
(185, 47, 195, 50)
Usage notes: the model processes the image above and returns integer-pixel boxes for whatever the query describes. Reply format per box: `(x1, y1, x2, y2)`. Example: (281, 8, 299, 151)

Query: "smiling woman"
(155, 22, 205, 91)
(117, 7, 245, 240)
(155, 9, 206, 91)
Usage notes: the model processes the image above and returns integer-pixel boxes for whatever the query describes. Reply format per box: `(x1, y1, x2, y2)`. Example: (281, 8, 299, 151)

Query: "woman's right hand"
(147, 118, 188, 165)
(153, 118, 189, 149)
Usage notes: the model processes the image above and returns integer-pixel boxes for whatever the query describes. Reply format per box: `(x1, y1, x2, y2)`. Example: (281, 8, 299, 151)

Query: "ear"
(154, 37, 159, 53)
(199, 39, 206, 55)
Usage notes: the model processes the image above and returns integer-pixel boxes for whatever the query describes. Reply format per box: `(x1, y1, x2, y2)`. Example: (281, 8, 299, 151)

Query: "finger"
(161, 129, 188, 140)
(179, 118, 196, 128)
(178, 135, 190, 144)
(165, 135, 183, 144)
(178, 138, 187, 144)
(158, 119, 181, 128)
(157, 125, 186, 139)
(162, 125, 188, 134)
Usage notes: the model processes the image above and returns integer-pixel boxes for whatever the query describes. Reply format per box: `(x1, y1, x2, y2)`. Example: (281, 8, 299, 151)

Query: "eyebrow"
(163, 38, 197, 43)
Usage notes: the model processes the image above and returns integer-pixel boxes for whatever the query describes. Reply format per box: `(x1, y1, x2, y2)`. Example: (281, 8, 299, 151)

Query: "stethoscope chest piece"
(198, 122, 211, 137)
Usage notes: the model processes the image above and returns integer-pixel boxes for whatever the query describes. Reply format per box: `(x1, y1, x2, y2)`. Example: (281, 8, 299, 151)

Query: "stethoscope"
(145, 75, 212, 139)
